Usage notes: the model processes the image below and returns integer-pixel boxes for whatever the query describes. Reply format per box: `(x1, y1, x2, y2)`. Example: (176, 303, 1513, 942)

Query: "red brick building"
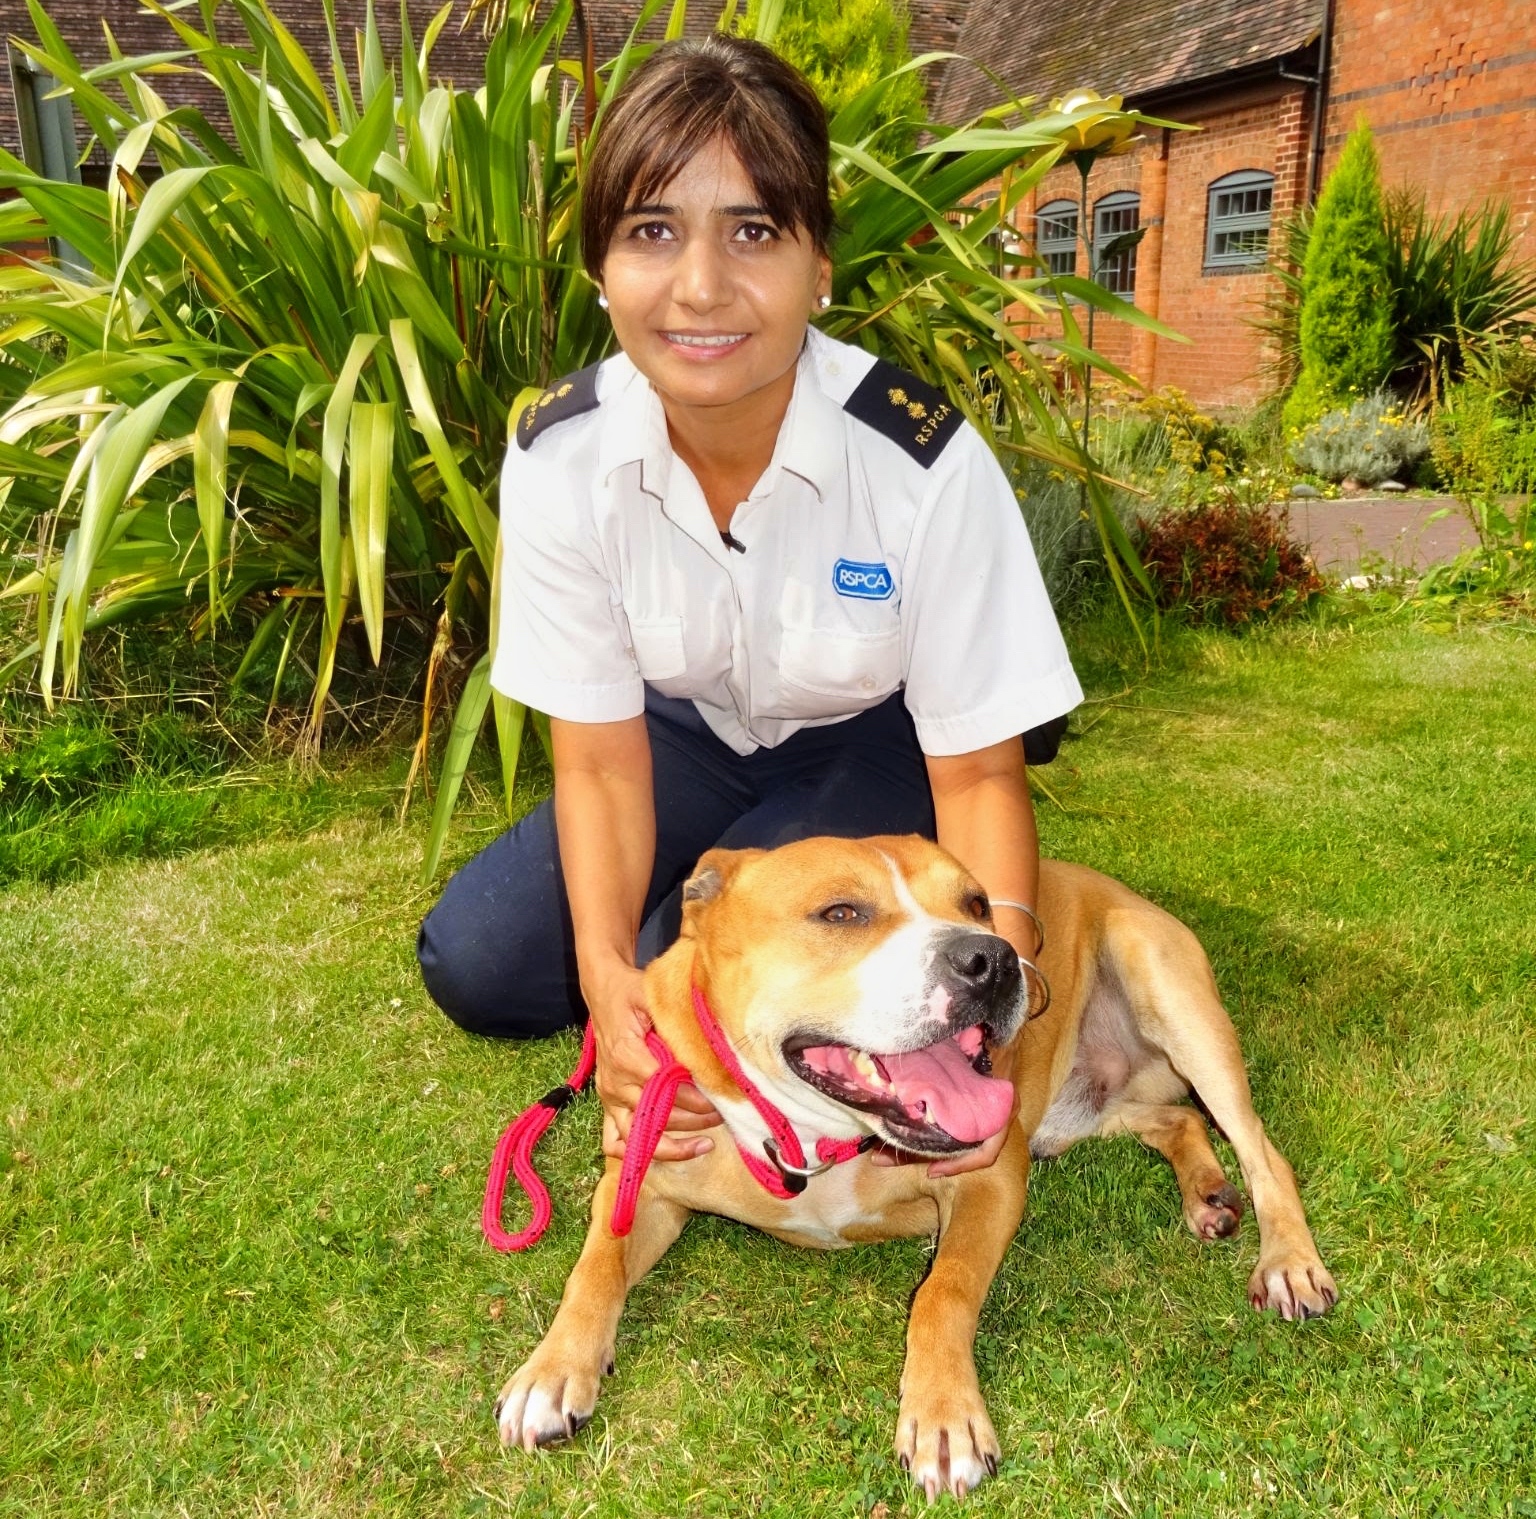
(935, 0, 1536, 408)
(6, 0, 1534, 407)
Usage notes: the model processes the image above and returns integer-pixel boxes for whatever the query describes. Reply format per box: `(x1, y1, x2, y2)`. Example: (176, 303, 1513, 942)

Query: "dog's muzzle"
(782, 930, 1029, 1156)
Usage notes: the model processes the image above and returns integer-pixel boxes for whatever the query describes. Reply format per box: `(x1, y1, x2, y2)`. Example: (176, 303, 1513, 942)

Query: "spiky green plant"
(0, 0, 1168, 876)
(1283, 121, 1393, 431)
(1384, 190, 1536, 408)
(1253, 202, 1310, 398)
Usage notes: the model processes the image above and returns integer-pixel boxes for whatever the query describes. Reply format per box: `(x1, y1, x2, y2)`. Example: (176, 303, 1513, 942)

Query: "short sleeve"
(490, 448, 645, 723)
(900, 427, 1084, 756)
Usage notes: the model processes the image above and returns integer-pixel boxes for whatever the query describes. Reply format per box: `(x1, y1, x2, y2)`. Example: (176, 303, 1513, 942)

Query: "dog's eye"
(819, 902, 864, 925)
(967, 895, 990, 921)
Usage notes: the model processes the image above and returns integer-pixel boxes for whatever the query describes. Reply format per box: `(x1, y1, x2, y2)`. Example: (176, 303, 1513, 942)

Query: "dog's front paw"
(1248, 1255, 1338, 1320)
(895, 1385, 1000, 1502)
(495, 1343, 612, 1451)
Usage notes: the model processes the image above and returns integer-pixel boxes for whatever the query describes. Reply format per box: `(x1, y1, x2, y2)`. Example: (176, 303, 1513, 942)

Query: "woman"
(417, 35, 1082, 1179)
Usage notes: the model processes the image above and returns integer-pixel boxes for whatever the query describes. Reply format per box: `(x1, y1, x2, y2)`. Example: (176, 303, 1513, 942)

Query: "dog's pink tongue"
(884, 1040, 1014, 1144)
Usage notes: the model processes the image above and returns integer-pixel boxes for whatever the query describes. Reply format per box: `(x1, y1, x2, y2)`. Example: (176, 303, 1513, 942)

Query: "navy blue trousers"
(416, 689, 936, 1039)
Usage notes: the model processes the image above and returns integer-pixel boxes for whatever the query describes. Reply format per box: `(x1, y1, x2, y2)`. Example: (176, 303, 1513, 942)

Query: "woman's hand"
(586, 961, 720, 1163)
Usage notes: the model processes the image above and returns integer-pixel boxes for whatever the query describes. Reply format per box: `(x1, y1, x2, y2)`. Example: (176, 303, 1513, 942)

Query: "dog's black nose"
(941, 932, 1021, 1006)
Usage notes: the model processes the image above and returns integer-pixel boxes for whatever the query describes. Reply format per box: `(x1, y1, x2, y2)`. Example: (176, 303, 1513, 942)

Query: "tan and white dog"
(495, 836, 1336, 1500)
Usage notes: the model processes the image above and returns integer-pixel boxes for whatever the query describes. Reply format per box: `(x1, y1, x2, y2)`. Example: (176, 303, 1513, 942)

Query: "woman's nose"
(673, 236, 731, 313)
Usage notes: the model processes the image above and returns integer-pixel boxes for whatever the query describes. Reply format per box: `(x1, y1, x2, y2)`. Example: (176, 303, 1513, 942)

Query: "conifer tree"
(1284, 121, 1395, 431)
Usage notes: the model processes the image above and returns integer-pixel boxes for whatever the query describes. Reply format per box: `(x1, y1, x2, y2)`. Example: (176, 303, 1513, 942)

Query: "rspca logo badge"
(833, 559, 894, 600)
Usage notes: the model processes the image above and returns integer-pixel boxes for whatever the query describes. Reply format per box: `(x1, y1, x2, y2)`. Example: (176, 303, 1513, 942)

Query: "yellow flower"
(1049, 89, 1138, 156)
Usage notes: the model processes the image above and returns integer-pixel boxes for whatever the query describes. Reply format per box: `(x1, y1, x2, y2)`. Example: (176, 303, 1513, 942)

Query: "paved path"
(1287, 493, 1481, 572)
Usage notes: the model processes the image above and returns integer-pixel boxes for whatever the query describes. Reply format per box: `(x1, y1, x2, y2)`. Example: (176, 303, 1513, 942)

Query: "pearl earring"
(598, 293, 609, 310)
(817, 294, 831, 310)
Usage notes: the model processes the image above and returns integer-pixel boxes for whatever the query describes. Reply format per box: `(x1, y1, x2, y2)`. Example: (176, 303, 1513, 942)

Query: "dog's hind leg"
(1100, 1099, 1244, 1241)
(496, 1166, 689, 1451)
(895, 1129, 1030, 1502)
(1110, 924, 1337, 1320)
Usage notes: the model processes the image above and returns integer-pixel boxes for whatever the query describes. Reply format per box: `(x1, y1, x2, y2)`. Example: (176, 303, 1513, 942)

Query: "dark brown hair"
(580, 36, 833, 278)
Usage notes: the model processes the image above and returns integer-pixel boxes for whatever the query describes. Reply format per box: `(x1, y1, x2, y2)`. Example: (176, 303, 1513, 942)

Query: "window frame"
(1035, 199, 1079, 279)
(1092, 190, 1140, 297)
(1205, 169, 1274, 271)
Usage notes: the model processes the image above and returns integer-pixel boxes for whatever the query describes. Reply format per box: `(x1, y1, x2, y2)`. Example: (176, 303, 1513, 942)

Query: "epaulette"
(843, 358, 963, 467)
(514, 362, 601, 450)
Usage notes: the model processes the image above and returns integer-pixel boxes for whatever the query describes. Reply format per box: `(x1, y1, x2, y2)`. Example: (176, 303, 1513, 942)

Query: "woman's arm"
(898, 735, 1041, 1179)
(551, 715, 718, 1161)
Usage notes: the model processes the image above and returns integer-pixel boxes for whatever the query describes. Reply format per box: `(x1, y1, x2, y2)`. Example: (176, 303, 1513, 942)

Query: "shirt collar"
(596, 333, 843, 502)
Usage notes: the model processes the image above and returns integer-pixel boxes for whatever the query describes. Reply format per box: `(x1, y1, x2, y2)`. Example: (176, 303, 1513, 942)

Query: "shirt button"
(859, 676, 876, 692)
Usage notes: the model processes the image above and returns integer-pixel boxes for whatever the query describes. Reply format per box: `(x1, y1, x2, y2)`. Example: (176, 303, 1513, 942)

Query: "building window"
(1035, 200, 1078, 277)
(1206, 170, 1274, 269)
(1093, 191, 1140, 296)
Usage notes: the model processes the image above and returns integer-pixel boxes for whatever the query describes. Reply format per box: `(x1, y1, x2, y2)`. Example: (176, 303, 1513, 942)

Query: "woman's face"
(599, 137, 831, 431)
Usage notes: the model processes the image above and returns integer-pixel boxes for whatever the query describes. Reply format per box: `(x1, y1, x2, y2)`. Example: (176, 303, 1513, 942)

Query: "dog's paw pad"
(1191, 1182, 1244, 1240)
(895, 1397, 1000, 1501)
(1248, 1259, 1338, 1320)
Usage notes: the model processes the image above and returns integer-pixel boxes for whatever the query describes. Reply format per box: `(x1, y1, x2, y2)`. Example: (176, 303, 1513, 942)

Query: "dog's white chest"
(775, 1164, 872, 1247)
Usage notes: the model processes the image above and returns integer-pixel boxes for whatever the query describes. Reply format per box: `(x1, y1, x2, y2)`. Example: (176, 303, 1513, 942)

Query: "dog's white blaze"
(830, 853, 961, 1052)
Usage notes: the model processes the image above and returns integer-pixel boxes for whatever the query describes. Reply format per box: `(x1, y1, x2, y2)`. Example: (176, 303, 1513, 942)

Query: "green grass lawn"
(3, 615, 1534, 1517)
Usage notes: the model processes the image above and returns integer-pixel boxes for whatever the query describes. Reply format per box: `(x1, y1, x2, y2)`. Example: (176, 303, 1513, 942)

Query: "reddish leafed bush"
(1136, 502, 1324, 626)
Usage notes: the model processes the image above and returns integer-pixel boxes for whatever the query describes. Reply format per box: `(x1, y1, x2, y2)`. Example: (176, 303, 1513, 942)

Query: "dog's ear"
(682, 848, 763, 910)
(682, 863, 724, 904)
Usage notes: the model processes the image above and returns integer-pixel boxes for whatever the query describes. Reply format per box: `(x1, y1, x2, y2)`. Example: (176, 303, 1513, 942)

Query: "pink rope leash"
(482, 1022, 597, 1252)
(609, 1032, 690, 1235)
(482, 986, 874, 1251)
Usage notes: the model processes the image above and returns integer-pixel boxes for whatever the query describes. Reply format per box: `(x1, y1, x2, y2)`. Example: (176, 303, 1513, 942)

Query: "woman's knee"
(417, 904, 582, 1038)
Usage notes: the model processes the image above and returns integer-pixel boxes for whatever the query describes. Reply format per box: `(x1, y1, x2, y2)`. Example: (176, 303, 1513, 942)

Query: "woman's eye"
(734, 221, 779, 244)
(629, 221, 673, 243)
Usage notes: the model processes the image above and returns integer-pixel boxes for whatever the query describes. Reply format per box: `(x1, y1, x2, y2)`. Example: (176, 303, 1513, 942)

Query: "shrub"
(0, 719, 123, 803)
(1431, 334, 1536, 569)
(1284, 123, 1394, 430)
(1011, 456, 1139, 611)
(1290, 392, 1430, 485)
(1136, 502, 1323, 626)
(747, 0, 926, 157)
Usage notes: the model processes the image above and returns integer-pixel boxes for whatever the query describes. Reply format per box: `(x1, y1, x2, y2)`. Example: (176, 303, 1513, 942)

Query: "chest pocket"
(771, 624, 904, 719)
(628, 617, 688, 682)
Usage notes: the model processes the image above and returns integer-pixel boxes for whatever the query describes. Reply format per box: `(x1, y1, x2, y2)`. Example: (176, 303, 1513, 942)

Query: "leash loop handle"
(482, 1022, 597, 1253)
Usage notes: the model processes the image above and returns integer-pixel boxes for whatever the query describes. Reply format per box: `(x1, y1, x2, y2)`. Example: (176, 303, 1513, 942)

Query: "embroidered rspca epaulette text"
(515, 363, 601, 450)
(843, 359, 961, 467)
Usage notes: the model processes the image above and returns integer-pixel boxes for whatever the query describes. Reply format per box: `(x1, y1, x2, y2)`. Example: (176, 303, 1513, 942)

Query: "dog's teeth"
(852, 1050, 883, 1086)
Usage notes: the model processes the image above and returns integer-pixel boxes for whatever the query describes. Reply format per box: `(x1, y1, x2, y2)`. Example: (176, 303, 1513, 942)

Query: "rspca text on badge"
(833, 559, 895, 601)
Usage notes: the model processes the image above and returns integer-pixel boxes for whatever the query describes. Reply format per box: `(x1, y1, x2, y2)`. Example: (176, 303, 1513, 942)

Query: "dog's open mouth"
(785, 1025, 1013, 1153)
